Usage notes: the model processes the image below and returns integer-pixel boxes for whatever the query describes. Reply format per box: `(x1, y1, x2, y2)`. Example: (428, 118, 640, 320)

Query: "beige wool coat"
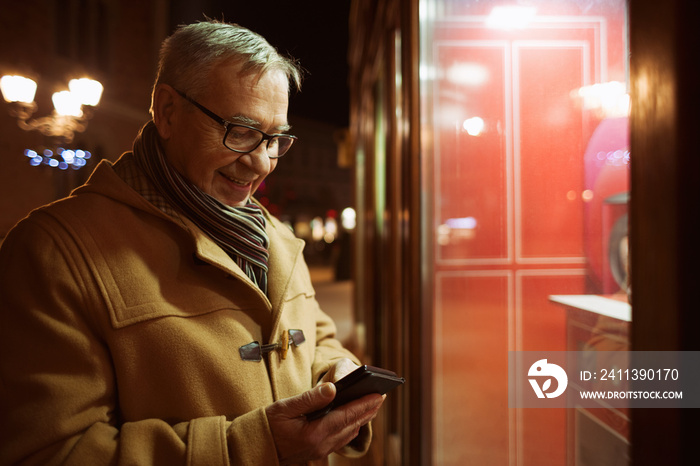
(0, 154, 370, 465)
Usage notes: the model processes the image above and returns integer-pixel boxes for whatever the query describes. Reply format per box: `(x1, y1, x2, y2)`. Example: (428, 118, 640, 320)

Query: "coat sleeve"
(0, 214, 279, 466)
(305, 275, 373, 458)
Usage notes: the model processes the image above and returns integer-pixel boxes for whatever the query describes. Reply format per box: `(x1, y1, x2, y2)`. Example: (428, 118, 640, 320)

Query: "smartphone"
(306, 365, 405, 420)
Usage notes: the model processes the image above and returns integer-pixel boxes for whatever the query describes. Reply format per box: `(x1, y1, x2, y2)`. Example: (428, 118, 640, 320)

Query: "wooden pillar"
(629, 0, 700, 463)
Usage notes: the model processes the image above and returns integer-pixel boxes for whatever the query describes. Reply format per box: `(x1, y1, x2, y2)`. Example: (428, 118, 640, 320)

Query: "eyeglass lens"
(224, 125, 294, 157)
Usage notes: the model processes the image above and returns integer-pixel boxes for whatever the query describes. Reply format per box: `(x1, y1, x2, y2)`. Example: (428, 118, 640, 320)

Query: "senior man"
(0, 21, 383, 465)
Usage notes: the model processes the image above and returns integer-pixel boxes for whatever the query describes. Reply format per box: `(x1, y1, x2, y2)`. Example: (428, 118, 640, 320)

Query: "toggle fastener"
(239, 329, 306, 361)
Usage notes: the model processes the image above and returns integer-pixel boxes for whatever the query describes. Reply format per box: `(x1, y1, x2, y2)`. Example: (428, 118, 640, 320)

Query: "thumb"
(285, 382, 336, 416)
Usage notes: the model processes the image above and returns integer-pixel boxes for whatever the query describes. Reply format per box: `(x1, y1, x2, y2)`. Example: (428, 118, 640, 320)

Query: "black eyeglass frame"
(174, 89, 297, 158)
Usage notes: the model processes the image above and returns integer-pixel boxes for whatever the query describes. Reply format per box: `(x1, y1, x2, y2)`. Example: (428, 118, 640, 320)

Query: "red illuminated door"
(430, 12, 626, 465)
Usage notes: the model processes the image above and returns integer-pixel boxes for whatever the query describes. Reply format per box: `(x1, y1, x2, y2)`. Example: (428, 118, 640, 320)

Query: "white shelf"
(550, 295, 631, 322)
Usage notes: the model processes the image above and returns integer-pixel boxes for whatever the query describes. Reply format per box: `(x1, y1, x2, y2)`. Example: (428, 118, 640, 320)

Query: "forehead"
(206, 60, 289, 124)
(206, 60, 286, 96)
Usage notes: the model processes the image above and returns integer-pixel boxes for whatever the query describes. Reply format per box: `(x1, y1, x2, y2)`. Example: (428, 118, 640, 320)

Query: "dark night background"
(169, 1, 351, 127)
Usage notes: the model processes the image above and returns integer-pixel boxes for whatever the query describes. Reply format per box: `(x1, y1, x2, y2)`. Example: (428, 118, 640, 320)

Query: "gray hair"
(150, 20, 303, 115)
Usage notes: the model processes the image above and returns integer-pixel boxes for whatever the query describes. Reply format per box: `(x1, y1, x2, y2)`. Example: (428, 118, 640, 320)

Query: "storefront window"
(420, 0, 630, 463)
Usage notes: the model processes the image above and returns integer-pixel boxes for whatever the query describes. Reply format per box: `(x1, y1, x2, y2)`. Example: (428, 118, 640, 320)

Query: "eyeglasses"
(175, 89, 297, 158)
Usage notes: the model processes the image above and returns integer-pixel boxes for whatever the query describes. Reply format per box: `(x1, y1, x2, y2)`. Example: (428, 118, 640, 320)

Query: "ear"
(152, 84, 178, 140)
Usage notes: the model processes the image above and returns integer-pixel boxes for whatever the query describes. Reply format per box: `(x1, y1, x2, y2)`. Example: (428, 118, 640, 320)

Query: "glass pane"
(421, 0, 630, 464)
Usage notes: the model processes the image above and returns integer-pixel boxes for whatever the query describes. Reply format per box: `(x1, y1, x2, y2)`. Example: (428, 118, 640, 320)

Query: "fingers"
(322, 393, 384, 447)
(288, 382, 336, 417)
(328, 393, 384, 428)
(268, 382, 336, 420)
(330, 358, 360, 383)
(317, 358, 359, 385)
(303, 394, 384, 461)
(266, 389, 385, 464)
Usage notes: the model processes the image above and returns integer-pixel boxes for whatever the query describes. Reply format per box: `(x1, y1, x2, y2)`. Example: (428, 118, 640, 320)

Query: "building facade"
(348, 0, 700, 464)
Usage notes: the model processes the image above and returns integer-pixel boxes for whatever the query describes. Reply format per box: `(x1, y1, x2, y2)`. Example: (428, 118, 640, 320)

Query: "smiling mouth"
(219, 172, 253, 186)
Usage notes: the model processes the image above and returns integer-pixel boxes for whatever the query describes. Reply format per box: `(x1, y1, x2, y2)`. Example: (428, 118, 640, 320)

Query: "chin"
(221, 196, 250, 208)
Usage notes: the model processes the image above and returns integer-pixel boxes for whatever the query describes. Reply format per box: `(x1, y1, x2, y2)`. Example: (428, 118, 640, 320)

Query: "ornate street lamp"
(1, 74, 103, 169)
(1, 74, 103, 143)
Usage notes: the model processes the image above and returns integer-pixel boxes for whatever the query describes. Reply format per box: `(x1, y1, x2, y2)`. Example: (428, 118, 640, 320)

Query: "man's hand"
(318, 358, 360, 385)
(265, 382, 384, 464)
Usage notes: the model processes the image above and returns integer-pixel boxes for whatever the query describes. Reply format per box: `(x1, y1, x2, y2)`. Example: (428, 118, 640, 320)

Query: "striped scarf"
(133, 121, 270, 294)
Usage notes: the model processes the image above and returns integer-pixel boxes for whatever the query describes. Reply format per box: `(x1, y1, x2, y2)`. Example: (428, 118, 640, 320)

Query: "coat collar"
(265, 218, 306, 322)
(186, 212, 305, 315)
(77, 156, 307, 317)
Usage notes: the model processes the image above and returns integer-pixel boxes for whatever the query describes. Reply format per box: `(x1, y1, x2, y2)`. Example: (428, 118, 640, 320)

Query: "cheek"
(167, 127, 217, 178)
(180, 140, 230, 184)
(251, 160, 278, 193)
(184, 159, 215, 187)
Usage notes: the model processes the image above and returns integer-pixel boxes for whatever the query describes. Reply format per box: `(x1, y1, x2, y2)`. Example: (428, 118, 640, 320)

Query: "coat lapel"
(185, 211, 306, 326)
(266, 219, 306, 321)
(185, 216, 272, 307)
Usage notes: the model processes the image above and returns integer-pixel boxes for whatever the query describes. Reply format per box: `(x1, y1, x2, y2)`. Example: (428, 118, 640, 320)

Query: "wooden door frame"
(351, 0, 700, 464)
(629, 0, 700, 464)
(349, 0, 430, 464)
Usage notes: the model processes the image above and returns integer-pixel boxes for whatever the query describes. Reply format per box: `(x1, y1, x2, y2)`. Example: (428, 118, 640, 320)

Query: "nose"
(237, 145, 272, 175)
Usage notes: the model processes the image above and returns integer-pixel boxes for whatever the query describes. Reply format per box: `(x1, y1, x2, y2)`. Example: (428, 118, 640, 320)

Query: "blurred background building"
(0, 0, 157, 234)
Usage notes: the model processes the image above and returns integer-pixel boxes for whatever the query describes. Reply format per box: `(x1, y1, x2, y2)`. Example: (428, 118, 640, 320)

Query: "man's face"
(162, 61, 290, 207)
